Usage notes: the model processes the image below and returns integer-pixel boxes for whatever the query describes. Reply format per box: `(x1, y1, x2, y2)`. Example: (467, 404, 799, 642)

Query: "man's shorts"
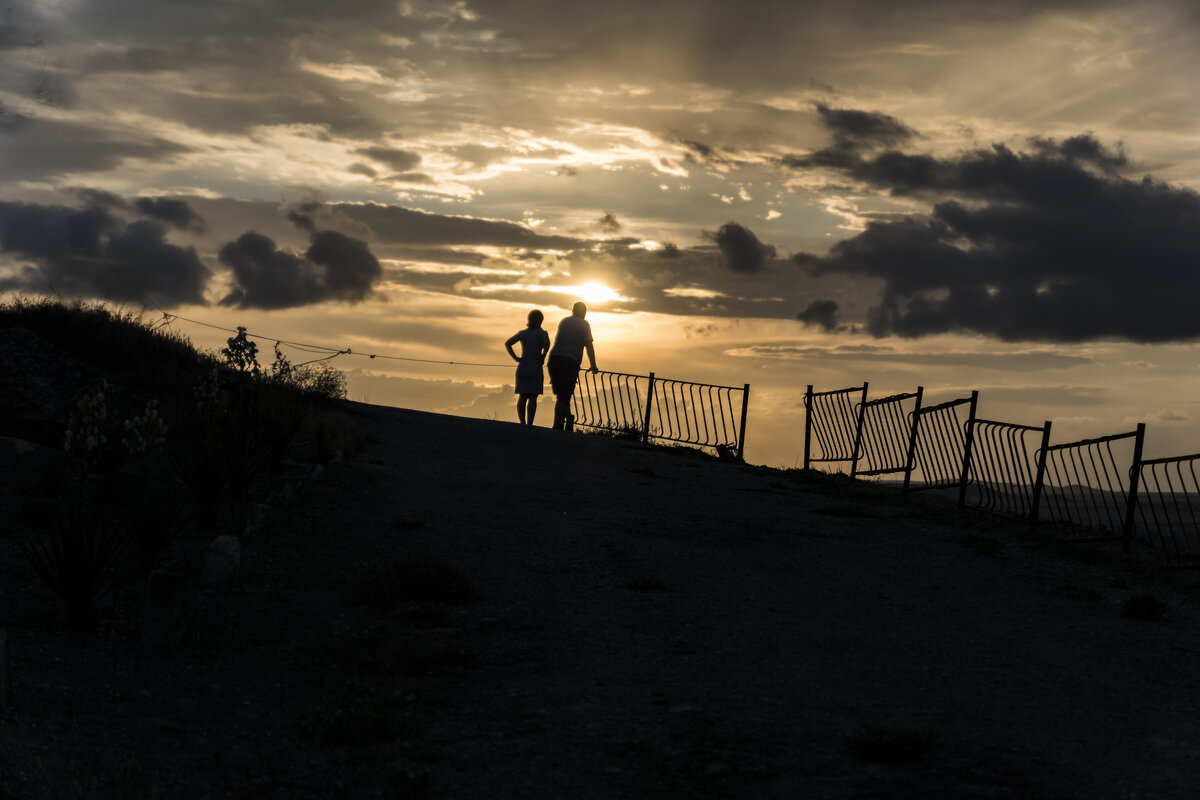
(548, 354, 580, 398)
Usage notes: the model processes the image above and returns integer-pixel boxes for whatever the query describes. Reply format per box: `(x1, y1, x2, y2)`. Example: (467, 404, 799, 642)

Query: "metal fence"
(854, 389, 923, 483)
(1136, 453, 1200, 567)
(964, 418, 1052, 522)
(571, 369, 750, 461)
(1038, 426, 1144, 545)
(803, 384, 867, 470)
(801, 381, 1200, 568)
(909, 392, 977, 498)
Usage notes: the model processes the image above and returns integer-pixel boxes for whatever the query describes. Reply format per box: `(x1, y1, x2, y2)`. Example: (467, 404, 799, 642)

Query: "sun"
(577, 281, 620, 304)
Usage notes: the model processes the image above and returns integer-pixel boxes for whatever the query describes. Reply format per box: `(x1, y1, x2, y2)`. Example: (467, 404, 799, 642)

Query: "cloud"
(813, 103, 917, 149)
(0, 117, 189, 181)
(218, 229, 382, 310)
(355, 146, 422, 173)
(790, 128, 1200, 342)
(796, 299, 839, 331)
(0, 198, 210, 305)
(596, 211, 622, 234)
(709, 221, 777, 273)
(134, 197, 206, 232)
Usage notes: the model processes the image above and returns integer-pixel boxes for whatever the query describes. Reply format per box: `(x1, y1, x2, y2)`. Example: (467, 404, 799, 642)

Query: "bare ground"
(4, 401, 1200, 798)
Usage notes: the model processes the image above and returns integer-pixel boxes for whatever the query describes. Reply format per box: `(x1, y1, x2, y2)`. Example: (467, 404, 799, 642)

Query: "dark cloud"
(0, 199, 209, 305)
(347, 162, 378, 178)
(355, 146, 422, 173)
(792, 131, 1200, 342)
(0, 6, 43, 49)
(218, 228, 382, 310)
(0, 117, 189, 181)
(796, 299, 840, 331)
(735, 344, 1093, 372)
(709, 221, 777, 274)
(780, 104, 917, 171)
(814, 103, 916, 149)
(597, 211, 622, 234)
(134, 197, 206, 232)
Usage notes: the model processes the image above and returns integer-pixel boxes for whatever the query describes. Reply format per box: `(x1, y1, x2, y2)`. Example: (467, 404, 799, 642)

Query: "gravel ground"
(4, 401, 1200, 798)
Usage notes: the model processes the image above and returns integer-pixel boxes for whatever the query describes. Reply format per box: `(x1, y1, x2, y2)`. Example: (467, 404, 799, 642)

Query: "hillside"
(5, 395, 1200, 797)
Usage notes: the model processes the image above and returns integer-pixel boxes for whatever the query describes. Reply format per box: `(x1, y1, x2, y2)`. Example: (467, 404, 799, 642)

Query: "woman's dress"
(506, 327, 550, 395)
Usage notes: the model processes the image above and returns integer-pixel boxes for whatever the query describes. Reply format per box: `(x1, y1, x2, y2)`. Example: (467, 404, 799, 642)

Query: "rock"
(201, 536, 241, 584)
(0, 631, 11, 712)
(269, 477, 301, 506)
(243, 503, 269, 537)
(142, 571, 188, 649)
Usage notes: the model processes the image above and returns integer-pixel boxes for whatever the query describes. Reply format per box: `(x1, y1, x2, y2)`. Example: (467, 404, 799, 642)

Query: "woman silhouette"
(504, 309, 551, 426)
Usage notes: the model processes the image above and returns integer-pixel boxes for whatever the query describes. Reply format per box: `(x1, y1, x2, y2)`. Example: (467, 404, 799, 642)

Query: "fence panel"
(571, 369, 749, 459)
(571, 370, 651, 436)
(1039, 426, 1143, 543)
(909, 392, 977, 493)
(803, 384, 867, 469)
(963, 418, 1051, 521)
(854, 389, 923, 479)
(648, 376, 746, 454)
(1137, 454, 1200, 567)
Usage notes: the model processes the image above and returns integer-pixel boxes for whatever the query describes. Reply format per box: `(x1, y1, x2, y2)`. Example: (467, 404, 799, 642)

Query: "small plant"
(344, 559, 476, 611)
(63, 378, 110, 471)
(193, 367, 223, 412)
(846, 725, 937, 764)
(120, 398, 168, 457)
(220, 326, 260, 375)
(21, 504, 124, 629)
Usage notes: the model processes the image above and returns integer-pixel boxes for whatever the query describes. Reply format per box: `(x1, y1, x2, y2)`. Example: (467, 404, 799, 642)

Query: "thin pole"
(803, 385, 813, 470)
(1029, 421, 1053, 532)
(957, 390, 979, 508)
(641, 373, 656, 444)
(1123, 422, 1146, 555)
(850, 382, 869, 479)
(736, 383, 750, 463)
(902, 386, 924, 494)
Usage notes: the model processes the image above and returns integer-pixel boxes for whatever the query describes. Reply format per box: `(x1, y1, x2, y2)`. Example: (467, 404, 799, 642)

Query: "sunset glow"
(3, 1, 1200, 465)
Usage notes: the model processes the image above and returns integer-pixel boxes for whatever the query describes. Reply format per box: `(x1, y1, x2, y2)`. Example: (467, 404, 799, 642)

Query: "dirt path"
(4, 401, 1200, 798)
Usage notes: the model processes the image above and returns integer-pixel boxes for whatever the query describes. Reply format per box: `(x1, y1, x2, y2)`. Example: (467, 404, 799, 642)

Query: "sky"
(2, 0, 1200, 466)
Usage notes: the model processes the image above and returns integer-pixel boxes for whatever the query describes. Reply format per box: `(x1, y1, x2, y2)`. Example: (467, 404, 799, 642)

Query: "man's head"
(572, 301, 587, 318)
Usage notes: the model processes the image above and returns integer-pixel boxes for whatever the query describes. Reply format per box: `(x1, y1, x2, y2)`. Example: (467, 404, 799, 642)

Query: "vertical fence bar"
(803, 385, 813, 470)
(641, 373, 656, 444)
(957, 390, 980, 508)
(901, 386, 925, 494)
(1029, 421, 1053, 532)
(1123, 422, 1146, 554)
(737, 383, 750, 463)
(850, 382, 869, 479)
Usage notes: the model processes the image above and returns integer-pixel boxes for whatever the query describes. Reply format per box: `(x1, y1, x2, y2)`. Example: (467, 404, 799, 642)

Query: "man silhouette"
(547, 301, 598, 431)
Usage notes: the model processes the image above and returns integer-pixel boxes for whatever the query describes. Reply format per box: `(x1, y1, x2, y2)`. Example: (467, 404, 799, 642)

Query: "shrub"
(220, 326, 260, 375)
(21, 504, 124, 629)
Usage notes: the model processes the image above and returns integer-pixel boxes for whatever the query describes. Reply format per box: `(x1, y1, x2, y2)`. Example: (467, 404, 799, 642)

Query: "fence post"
(956, 390, 979, 508)
(1122, 422, 1146, 555)
(850, 382, 869, 479)
(902, 386, 924, 494)
(1029, 421, 1053, 532)
(803, 385, 813, 470)
(736, 383, 750, 463)
(641, 373, 656, 444)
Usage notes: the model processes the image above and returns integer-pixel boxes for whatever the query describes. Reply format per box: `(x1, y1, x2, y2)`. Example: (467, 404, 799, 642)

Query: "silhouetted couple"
(504, 301, 598, 430)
